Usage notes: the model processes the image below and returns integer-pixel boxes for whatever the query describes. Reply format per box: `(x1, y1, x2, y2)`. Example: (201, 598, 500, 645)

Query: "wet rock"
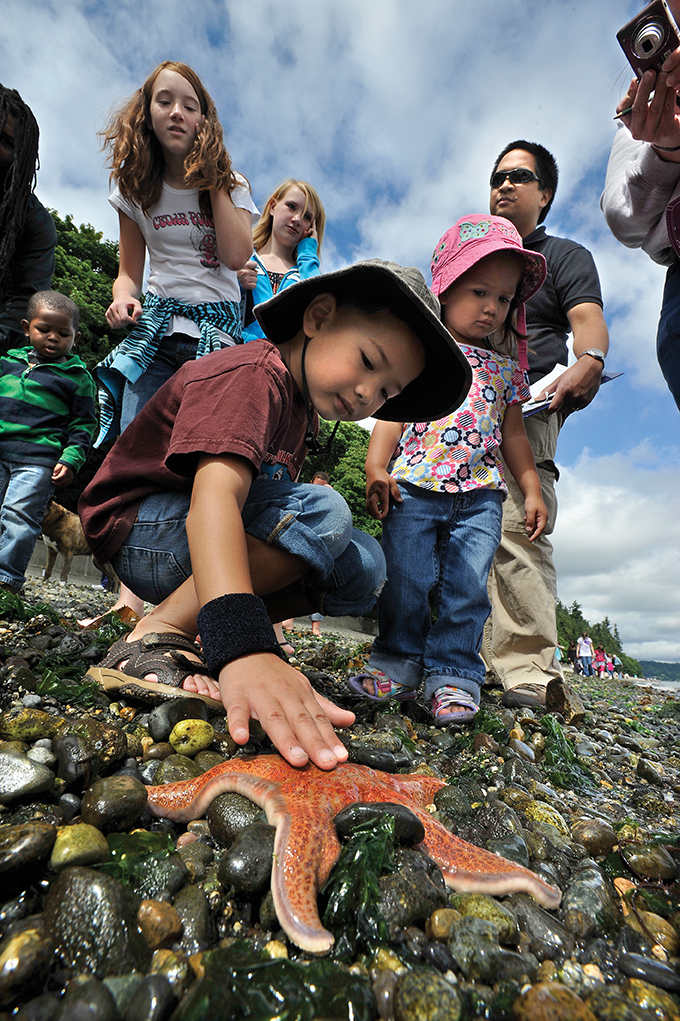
(81, 775, 148, 833)
(546, 679, 586, 725)
(55, 976, 120, 1020)
(154, 754, 204, 784)
(623, 977, 680, 1020)
(50, 822, 110, 868)
(172, 884, 209, 955)
(148, 949, 191, 998)
(637, 758, 666, 786)
(138, 899, 183, 951)
(507, 737, 536, 762)
(379, 848, 448, 932)
(571, 818, 618, 857)
(148, 700, 209, 743)
(0, 709, 62, 742)
(426, 907, 461, 941)
(394, 968, 463, 1020)
(346, 740, 406, 772)
(138, 760, 162, 786)
(193, 749, 225, 771)
(561, 866, 622, 938)
(334, 802, 425, 845)
(44, 865, 151, 977)
(0, 926, 54, 1008)
(102, 973, 145, 1016)
(168, 719, 214, 758)
(618, 953, 680, 992)
(134, 851, 189, 902)
(176, 838, 214, 882)
(0, 750, 55, 803)
(486, 833, 530, 868)
(619, 842, 677, 881)
(206, 792, 263, 847)
(0, 822, 56, 874)
(505, 892, 575, 960)
(125, 974, 175, 1021)
(217, 822, 275, 893)
(144, 742, 173, 762)
(516, 983, 597, 1021)
(422, 939, 457, 973)
(624, 910, 680, 956)
(13, 991, 62, 1019)
(449, 892, 518, 944)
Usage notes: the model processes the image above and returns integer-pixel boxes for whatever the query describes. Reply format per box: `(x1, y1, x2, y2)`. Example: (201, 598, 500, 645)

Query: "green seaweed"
(97, 831, 177, 885)
(541, 715, 595, 793)
(455, 706, 510, 751)
(172, 941, 375, 1021)
(321, 814, 395, 960)
(0, 591, 60, 623)
(36, 668, 100, 706)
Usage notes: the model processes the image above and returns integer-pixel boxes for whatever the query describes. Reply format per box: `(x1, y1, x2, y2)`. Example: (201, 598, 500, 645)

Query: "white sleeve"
(108, 185, 143, 226)
(231, 173, 260, 226)
(601, 124, 680, 264)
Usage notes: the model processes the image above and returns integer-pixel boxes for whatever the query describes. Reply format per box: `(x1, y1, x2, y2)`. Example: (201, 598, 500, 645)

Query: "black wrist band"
(652, 142, 680, 152)
(197, 593, 279, 676)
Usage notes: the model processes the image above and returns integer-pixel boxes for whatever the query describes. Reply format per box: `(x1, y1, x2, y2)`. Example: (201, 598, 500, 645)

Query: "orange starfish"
(147, 754, 561, 953)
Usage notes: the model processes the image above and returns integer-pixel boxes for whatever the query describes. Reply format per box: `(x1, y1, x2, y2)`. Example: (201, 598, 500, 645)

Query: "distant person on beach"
(0, 84, 57, 347)
(601, 6, 680, 412)
(576, 631, 594, 676)
(482, 140, 609, 707)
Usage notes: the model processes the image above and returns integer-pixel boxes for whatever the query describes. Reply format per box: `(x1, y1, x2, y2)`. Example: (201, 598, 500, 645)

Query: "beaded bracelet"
(197, 593, 279, 676)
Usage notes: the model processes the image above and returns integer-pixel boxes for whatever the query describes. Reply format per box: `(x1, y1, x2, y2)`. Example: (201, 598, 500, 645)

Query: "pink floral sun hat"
(430, 214, 546, 305)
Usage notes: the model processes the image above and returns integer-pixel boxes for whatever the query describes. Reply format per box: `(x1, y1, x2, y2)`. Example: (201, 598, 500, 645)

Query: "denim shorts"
(112, 478, 386, 616)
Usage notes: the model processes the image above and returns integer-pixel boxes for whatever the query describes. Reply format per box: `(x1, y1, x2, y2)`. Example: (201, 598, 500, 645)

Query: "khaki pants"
(482, 410, 564, 690)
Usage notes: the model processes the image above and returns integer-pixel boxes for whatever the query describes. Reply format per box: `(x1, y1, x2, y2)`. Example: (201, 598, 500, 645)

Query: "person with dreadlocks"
(0, 85, 57, 347)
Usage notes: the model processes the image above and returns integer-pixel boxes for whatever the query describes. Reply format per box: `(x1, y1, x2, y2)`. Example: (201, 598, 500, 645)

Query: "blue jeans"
(657, 262, 680, 411)
(120, 334, 200, 432)
(579, 656, 593, 676)
(368, 481, 504, 703)
(112, 479, 386, 615)
(0, 460, 55, 588)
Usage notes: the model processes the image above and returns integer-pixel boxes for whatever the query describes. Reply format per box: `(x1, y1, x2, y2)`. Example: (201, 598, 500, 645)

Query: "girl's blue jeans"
(112, 478, 386, 615)
(0, 460, 55, 588)
(120, 334, 200, 433)
(367, 481, 503, 703)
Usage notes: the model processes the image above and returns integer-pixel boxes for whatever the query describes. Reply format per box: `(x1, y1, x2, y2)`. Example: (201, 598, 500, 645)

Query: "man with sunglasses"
(483, 140, 609, 707)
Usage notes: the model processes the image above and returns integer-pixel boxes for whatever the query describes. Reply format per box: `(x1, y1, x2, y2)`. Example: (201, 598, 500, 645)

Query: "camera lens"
(632, 18, 667, 58)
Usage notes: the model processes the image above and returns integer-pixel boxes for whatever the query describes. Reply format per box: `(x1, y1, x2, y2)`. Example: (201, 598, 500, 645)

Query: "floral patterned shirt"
(389, 343, 529, 494)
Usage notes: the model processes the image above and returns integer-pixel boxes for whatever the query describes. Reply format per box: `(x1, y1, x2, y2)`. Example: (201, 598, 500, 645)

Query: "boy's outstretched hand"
(186, 652, 355, 770)
(366, 469, 402, 520)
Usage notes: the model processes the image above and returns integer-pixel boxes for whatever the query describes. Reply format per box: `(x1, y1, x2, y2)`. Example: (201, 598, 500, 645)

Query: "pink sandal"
(348, 669, 417, 702)
(431, 686, 479, 725)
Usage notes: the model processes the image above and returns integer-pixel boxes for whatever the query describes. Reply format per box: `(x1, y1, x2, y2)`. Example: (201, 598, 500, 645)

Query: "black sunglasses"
(490, 168, 540, 189)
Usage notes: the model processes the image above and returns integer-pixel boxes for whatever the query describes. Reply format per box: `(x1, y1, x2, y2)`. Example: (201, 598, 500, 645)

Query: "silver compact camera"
(617, 0, 680, 78)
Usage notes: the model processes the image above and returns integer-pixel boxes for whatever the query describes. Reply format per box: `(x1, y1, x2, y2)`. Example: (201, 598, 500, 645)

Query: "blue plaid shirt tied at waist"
(95, 293, 242, 445)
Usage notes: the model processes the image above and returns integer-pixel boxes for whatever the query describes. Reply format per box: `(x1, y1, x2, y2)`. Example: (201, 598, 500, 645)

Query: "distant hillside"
(639, 661, 680, 683)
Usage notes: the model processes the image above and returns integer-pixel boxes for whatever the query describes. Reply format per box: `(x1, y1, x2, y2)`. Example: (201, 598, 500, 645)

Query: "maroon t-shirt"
(80, 341, 310, 562)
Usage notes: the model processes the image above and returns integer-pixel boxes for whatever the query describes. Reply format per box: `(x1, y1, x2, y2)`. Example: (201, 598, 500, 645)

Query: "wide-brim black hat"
(253, 259, 472, 422)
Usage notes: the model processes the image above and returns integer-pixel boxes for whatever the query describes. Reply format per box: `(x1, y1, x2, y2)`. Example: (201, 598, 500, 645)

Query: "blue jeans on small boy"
(112, 478, 386, 614)
(0, 459, 55, 589)
(368, 481, 503, 704)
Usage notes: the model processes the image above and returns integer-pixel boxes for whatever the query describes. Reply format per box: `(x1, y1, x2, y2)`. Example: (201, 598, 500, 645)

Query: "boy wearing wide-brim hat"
(80, 260, 471, 771)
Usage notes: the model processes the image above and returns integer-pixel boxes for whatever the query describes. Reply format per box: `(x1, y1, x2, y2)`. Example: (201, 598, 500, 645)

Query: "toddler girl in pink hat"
(350, 215, 548, 724)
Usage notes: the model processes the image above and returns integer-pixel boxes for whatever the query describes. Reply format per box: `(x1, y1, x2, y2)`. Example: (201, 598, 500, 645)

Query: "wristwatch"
(578, 348, 606, 367)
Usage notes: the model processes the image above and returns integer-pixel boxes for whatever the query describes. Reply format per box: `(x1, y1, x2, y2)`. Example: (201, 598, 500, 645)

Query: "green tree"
(556, 599, 642, 677)
(300, 420, 380, 536)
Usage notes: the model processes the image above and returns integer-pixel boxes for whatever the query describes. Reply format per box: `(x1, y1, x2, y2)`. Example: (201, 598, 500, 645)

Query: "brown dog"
(39, 501, 119, 591)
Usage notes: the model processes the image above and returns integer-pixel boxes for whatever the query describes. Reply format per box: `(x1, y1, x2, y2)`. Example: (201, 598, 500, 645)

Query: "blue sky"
(2, 0, 679, 661)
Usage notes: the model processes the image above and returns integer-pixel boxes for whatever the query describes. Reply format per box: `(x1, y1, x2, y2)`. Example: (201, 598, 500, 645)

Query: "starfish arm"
(147, 764, 285, 822)
(417, 822, 562, 909)
(271, 811, 341, 954)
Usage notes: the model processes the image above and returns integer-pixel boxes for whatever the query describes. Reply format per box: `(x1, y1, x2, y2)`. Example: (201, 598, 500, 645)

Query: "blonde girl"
(239, 178, 325, 342)
(97, 61, 258, 442)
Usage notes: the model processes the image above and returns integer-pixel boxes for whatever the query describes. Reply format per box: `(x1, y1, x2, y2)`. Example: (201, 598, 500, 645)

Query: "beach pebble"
(50, 822, 110, 869)
(81, 774, 148, 832)
(138, 899, 183, 951)
(148, 700, 209, 743)
(0, 750, 55, 803)
(394, 969, 463, 1021)
(217, 822, 275, 893)
(168, 719, 214, 757)
(513, 981, 596, 1021)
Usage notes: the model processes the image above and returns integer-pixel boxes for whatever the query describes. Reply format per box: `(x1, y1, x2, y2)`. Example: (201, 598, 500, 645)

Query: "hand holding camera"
(616, 0, 680, 153)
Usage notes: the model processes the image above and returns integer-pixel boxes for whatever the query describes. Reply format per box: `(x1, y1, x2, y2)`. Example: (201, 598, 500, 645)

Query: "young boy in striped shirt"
(0, 290, 97, 592)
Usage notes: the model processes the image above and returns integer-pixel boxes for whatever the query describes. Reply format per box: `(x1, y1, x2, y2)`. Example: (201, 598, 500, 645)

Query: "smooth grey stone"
(447, 916, 500, 982)
(619, 842, 677, 881)
(13, 992, 61, 1020)
(507, 738, 535, 762)
(617, 952, 680, 992)
(486, 833, 530, 868)
(124, 974, 174, 1021)
(571, 818, 618, 857)
(505, 891, 575, 959)
(59, 793, 81, 823)
(394, 969, 463, 1021)
(0, 750, 55, 803)
(148, 700, 209, 743)
(217, 822, 275, 893)
(44, 866, 151, 978)
(20, 695, 42, 709)
(637, 758, 667, 787)
(154, 755, 204, 784)
(55, 976, 120, 1021)
(206, 792, 263, 847)
(138, 760, 162, 786)
(134, 852, 189, 901)
(103, 973, 145, 1016)
(561, 865, 622, 938)
(177, 839, 214, 882)
(172, 884, 209, 955)
(26, 746, 57, 768)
